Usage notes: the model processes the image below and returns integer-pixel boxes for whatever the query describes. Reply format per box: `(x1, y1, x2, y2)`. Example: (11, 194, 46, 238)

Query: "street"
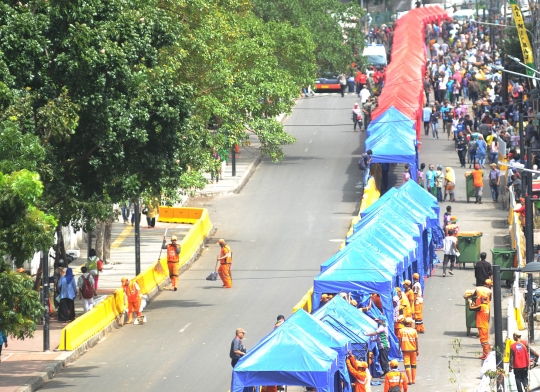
(39, 93, 511, 392)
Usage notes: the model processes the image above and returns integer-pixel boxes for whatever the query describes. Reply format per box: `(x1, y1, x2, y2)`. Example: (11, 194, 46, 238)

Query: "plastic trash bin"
(464, 171, 476, 203)
(491, 248, 516, 287)
(456, 231, 483, 267)
(465, 295, 477, 336)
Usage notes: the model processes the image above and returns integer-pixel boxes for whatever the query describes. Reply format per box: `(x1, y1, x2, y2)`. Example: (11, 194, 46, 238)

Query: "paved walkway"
(0, 131, 266, 392)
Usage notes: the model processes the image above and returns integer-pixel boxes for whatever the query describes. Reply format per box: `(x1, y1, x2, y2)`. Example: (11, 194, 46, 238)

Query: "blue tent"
(365, 131, 418, 181)
(313, 252, 401, 359)
(232, 310, 351, 392)
(366, 107, 416, 139)
(320, 235, 408, 278)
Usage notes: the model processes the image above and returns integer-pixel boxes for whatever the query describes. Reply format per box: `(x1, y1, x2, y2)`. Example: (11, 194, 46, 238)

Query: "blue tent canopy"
(320, 236, 408, 278)
(313, 253, 401, 359)
(366, 107, 416, 139)
(348, 213, 423, 287)
(232, 310, 350, 392)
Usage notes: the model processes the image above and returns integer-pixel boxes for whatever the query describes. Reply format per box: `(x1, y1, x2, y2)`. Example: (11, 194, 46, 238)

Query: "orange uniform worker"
(217, 239, 232, 288)
(412, 273, 425, 333)
(468, 297, 491, 359)
(403, 280, 415, 319)
(398, 318, 418, 384)
(162, 235, 181, 291)
(384, 359, 408, 392)
(346, 351, 371, 392)
(394, 315, 405, 337)
(466, 164, 484, 204)
(396, 287, 412, 318)
(475, 279, 493, 305)
(121, 277, 145, 325)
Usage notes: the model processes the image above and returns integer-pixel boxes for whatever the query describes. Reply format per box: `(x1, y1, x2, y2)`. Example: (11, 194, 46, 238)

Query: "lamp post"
(493, 261, 540, 389)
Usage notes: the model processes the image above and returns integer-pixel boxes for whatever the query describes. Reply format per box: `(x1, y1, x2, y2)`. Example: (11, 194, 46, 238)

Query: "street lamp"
(506, 55, 540, 76)
(493, 262, 540, 389)
(491, 65, 540, 82)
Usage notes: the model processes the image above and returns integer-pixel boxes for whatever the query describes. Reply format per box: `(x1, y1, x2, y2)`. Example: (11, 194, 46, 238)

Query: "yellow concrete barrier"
(292, 287, 313, 313)
(59, 207, 213, 351)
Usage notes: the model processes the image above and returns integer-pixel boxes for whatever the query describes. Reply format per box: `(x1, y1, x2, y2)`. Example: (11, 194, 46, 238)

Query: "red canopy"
(371, 6, 450, 140)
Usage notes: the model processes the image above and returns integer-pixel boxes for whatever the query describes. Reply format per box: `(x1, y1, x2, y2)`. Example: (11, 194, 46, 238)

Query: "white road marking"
(304, 148, 308, 152)
(309, 139, 313, 144)
(179, 323, 192, 333)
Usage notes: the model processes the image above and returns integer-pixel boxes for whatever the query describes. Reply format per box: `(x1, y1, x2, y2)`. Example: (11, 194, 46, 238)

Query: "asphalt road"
(39, 93, 368, 391)
(39, 94, 510, 392)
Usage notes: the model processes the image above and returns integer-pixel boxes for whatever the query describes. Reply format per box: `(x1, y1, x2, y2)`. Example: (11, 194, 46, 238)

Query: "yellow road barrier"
(59, 207, 213, 351)
(292, 287, 313, 314)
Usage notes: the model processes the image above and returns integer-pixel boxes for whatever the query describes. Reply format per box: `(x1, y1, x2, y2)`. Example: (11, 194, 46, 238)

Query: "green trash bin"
(464, 171, 483, 203)
(491, 248, 516, 287)
(465, 295, 477, 336)
(456, 231, 483, 268)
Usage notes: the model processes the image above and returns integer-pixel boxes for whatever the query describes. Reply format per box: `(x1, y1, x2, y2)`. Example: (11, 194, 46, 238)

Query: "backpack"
(469, 141, 477, 154)
(81, 275, 94, 299)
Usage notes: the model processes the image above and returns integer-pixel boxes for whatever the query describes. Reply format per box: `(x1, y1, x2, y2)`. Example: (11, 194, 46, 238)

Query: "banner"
(509, 0, 536, 76)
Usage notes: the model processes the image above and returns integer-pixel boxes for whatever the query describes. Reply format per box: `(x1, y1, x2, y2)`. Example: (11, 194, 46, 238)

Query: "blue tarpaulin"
(313, 252, 401, 359)
(232, 310, 351, 392)
(366, 107, 416, 139)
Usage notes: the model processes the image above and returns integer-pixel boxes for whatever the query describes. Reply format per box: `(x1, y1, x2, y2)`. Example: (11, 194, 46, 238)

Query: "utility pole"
(134, 199, 141, 276)
(42, 252, 50, 352)
(526, 118, 535, 343)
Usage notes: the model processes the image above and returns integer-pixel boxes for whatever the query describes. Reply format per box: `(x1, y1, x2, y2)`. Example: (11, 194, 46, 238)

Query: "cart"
(491, 248, 517, 288)
(465, 296, 477, 336)
(456, 231, 483, 268)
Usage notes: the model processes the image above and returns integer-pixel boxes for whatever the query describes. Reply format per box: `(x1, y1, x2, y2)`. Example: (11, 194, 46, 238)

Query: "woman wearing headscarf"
(444, 167, 456, 202)
(475, 134, 488, 168)
(57, 268, 77, 322)
(352, 103, 362, 132)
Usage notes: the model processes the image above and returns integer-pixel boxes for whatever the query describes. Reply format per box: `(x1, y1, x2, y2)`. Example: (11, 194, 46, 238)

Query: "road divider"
(59, 207, 213, 351)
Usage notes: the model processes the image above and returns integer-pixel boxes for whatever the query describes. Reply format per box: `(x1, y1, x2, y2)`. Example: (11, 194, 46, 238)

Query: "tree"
(252, 0, 365, 73)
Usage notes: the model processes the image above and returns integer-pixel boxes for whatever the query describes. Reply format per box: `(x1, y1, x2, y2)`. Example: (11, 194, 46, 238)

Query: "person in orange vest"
(394, 315, 405, 337)
(403, 280, 415, 322)
(384, 359, 408, 392)
(121, 277, 145, 325)
(445, 216, 459, 237)
(475, 279, 492, 305)
(510, 332, 531, 392)
(217, 238, 232, 288)
(395, 287, 411, 318)
(468, 297, 490, 359)
(162, 235, 181, 291)
(412, 273, 425, 333)
(346, 351, 371, 392)
(398, 318, 419, 384)
(466, 163, 484, 204)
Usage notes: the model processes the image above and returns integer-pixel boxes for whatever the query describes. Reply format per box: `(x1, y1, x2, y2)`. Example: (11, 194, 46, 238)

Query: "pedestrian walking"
(57, 267, 77, 322)
(467, 164, 484, 204)
(490, 138, 499, 164)
(442, 205, 452, 234)
(488, 163, 500, 202)
(474, 252, 493, 287)
(510, 332, 531, 392)
(442, 229, 457, 277)
(358, 150, 373, 189)
(398, 318, 418, 385)
(412, 273, 424, 333)
(425, 164, 435, 197)
(0, 330, 7, 361)
(384, 360, 408, 392)
(346, 351, 371, 392)
(359, 85, 371, 105)
(402, 164, 411, 183)
(434, 165, 444, 202)
(455, 131, 467, 167)
(87, 248, 103, 290)
(230, 327, 247, 367)
(338, 73, 347, 97)
(77, 266, 96, 313)
(217, 238, 233, 288)
(144, 198, 159, 228)
(162, 235, 181, 291)
(364, 316, 390, 375)
(475, 135, 487, 168)
(468, 297, 491, 359)
(430, 107, 440, 139)
(352, 103, 362, 132)
(416, 163, 426, 188)
(363, 97, 373, 130)
(444, 167, 456, 201)
(121, 277, 145, 325)
(120, 201, 130, 224)
(468, 135, 477, 168)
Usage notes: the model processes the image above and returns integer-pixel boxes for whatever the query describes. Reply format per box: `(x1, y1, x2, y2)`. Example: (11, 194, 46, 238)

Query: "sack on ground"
(206, 271, 218, 281)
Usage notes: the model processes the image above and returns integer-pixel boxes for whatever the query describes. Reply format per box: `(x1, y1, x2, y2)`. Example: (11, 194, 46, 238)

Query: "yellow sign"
(509, 0, 536, 76)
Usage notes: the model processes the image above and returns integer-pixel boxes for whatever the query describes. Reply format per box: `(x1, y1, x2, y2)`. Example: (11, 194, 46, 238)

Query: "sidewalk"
(0, 128, 272, 392)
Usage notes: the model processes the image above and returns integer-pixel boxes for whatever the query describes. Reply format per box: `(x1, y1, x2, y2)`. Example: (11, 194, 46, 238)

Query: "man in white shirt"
(442, 229, 458, 277)
(359, 86, 371, 104)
